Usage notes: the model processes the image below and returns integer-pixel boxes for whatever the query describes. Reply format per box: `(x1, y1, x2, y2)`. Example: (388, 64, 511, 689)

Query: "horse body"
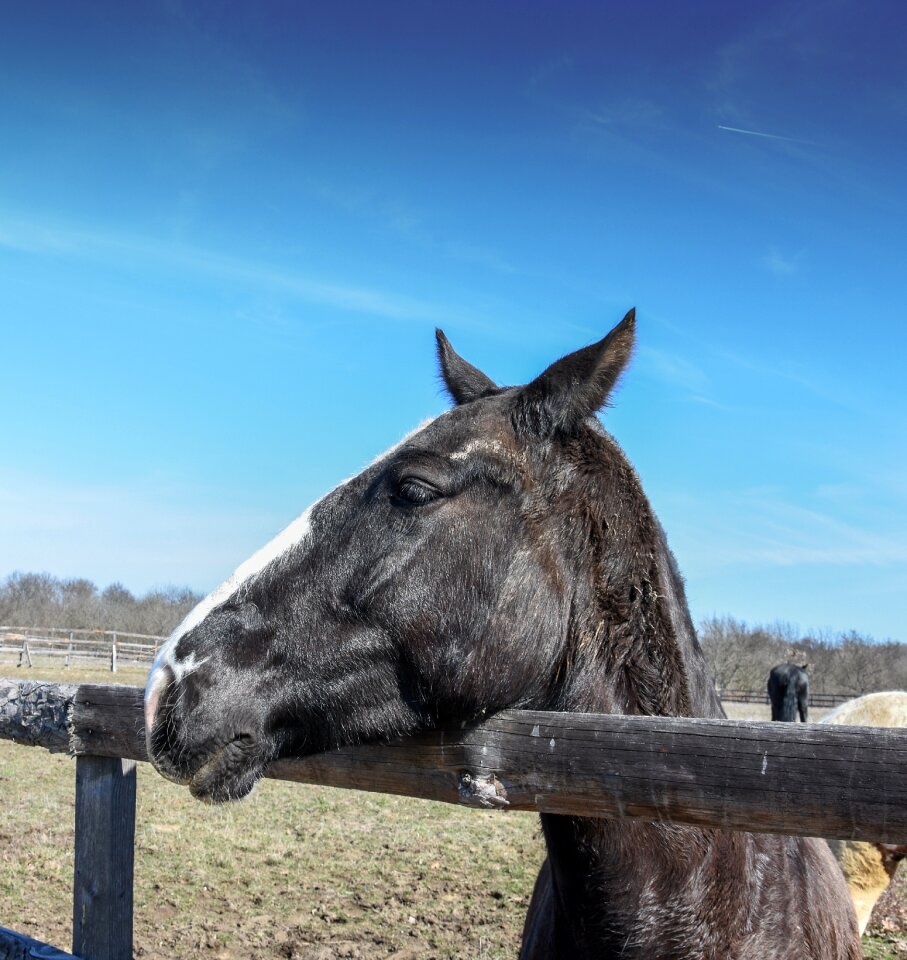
(144, 313, 860, 958)
(768, 662, 810, 722)
(823, 690, 907, 727)
(524, 822, 855, 960)
(822, 692, 907, 933)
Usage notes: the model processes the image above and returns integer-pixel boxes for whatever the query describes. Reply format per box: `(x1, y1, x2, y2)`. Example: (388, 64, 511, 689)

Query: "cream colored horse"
(822, 692, 907, 934)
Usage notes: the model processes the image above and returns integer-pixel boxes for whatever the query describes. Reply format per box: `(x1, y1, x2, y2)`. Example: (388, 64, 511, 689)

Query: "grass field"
(1, 663, 904, 958)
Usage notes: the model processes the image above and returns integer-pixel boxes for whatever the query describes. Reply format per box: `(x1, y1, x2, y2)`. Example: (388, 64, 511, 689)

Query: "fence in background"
(0, 627, 163, 673)
(717, 688, 853, 707)
(0, 634, 864, 702)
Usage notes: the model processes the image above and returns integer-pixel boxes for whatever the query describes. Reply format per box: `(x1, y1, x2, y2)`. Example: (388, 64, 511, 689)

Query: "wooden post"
(66, 632, 74, 668)
(110, 635, 117, 674)
(72, 755, 136, 960)
(19, 638, 32, 668)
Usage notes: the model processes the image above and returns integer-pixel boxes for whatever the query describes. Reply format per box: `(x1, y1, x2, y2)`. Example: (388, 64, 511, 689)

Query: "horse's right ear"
(435, 329, 499, 405)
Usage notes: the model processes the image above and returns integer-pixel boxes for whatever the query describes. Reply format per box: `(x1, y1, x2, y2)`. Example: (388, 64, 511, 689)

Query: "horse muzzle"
(144, 660, 270, 802)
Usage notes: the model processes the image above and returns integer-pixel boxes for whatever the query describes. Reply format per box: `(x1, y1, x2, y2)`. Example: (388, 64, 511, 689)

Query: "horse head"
(145, 310, 703, 802)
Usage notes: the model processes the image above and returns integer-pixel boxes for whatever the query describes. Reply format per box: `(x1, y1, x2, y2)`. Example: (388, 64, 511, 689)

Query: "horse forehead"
(449, 438, 512, 461)
(411, 399, 522, 458)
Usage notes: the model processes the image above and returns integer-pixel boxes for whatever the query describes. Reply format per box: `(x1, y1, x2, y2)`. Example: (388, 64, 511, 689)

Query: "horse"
(821, 692, 907, 933)
(144, 311, 861, 959)
(768, 661, 810, 722)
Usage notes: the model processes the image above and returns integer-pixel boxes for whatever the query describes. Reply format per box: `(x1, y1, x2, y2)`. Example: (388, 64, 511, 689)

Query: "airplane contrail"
(717, 124, 811, 145)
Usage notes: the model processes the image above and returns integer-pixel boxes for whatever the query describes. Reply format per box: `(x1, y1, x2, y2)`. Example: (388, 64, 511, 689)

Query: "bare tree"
(0, 571, 200, 635)
(699, 617, 906, 697)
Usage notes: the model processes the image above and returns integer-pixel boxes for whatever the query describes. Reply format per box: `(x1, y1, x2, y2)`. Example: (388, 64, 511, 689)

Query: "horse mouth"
(149, 732, 269, 804)
(187, 734, 268, 804)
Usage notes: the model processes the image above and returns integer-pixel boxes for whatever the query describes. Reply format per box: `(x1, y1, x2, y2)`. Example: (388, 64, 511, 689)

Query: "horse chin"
(185, 736, 268, 804)
(189, 766, 263, 804)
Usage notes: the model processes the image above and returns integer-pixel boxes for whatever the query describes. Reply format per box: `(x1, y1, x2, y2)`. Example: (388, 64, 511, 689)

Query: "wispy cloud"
(0, 469, 289, 594)
(525, 54, 674, 155)
(637, 345, 711, 396)
(717, 124, 812, 145)
(762, 246, 806, 276)
(665, 487, 907, 570)
(580, 98, 665, 129)
(305, 176, 518, 276)
(708, 343, 872, 415)
(0, 214, 478, 328)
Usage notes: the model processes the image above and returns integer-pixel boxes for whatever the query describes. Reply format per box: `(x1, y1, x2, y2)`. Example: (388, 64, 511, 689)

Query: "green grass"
(863, 934, 907, 959)
(1, 660, 150, 686)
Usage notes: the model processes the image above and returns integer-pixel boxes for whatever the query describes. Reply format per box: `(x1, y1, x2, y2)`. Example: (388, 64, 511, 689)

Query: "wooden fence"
(716, 688, 853, 708)
(0, 628, 163, 673)
(1, 676, 906, 959)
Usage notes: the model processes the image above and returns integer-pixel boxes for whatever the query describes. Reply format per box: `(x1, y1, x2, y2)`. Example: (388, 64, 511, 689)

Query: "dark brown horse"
(768, 662, 810, 721)
(144, 312, 860, 959)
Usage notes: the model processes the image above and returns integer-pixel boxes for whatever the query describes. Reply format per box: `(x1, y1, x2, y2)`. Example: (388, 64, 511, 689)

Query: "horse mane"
(541, 421, 721, 720)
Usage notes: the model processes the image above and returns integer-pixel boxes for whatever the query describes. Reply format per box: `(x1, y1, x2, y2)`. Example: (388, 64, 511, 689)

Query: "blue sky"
(1, 1, 905, 641)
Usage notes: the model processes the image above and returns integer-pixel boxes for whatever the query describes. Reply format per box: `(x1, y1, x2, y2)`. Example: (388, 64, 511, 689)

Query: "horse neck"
(547, 431, 723, 721)
(535, 436, 732, 952)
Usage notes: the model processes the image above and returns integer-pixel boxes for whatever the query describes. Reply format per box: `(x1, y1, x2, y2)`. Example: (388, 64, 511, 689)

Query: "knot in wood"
(457, 770, 509, 808)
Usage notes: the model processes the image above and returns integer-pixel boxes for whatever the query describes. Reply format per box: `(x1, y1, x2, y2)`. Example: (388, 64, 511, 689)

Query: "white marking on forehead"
(147, 415, 441, 688)
(449, 439, 510, 462)
(450, 439, 523, 464)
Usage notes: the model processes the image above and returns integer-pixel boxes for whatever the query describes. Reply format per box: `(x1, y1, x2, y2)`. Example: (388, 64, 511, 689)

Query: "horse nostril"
(144, 663, 175, 741)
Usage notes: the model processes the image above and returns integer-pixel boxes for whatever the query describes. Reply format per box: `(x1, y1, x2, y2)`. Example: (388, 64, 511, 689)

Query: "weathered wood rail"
(2, 677, 907, 958)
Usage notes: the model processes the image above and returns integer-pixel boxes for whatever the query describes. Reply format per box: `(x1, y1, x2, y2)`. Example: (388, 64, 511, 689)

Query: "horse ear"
(435, 329, 498, 405)
(801, 663, 809, 672)
(514, 308, 636, 436)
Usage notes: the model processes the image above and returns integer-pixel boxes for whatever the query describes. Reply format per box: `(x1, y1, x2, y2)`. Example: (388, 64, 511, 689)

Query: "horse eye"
(394, 477, 442, 506)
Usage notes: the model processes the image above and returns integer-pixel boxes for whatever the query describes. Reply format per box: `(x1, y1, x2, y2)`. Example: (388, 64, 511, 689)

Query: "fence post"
(73, 755, 136, 960)
(110, 635, 117, 674)
(19, 638, 32, 669)
(66, 632, 74, 668)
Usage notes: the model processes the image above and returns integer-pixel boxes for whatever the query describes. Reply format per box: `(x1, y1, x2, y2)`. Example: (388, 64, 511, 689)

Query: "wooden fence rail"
(0, 629, 163, 673)
(716, 688, 854, 707)
(0, 627, 164, 640)
(2, 677, 906, 959)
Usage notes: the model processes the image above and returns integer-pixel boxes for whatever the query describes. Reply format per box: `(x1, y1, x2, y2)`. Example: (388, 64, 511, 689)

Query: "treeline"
(0, 572, 201, 637)
(2, 573, 905, 695)
(699, 616, 907, 697)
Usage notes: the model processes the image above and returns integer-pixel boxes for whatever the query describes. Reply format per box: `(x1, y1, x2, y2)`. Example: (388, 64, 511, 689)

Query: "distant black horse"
(768, 662, 810, 722)
(144, 312, 859, 959)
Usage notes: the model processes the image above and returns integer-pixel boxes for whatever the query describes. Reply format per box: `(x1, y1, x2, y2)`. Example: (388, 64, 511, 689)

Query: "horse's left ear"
(436, 329, 499, 405)
(514, 308, 636, 437)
